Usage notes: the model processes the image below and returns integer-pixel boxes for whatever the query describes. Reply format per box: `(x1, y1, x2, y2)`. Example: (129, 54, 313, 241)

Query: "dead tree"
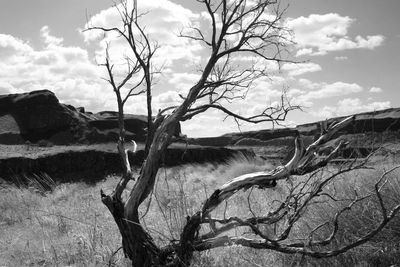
(85, 0, 158, 157)
(86, 0, 400, 266)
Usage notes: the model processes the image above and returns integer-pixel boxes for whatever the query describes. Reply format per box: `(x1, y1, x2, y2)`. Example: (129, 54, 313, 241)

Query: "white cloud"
(153, 90, 181, 110)
(305, 82, 363, 99)
(182, 111, 235, 137)
(0, 27, 115, 111)
(82, 0, 203, 69)
(296, 48, 313, 57)
(288, 79, 364, 107)
(297, 78, 318, 89)
(40, 26, 63, 47)
(168, 73, 200, 85)
(318, 98, 391, 118)
(167, 72, 201, 95)
(246, 77, 285, 102)
(0, 34, 33, 60)
(335, 56, 348, 61)
(282, 62, 322, 76)
(0, 81, 17, 94)
(369, 86, 383, 93)
(287, 13, 384, 56)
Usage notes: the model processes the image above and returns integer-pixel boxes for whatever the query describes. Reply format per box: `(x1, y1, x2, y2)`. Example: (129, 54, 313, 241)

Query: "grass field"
(1, 154, 400, 266)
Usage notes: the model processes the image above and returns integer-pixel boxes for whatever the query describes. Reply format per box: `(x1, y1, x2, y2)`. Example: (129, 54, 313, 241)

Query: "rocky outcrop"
(189, 108, 400, 147)
(0, 147, 254, 183)
(0, 90, 88, 144)
(296, 108, 400, 136)
(87, 113, 148, 142)
(0, 90, 181, 144)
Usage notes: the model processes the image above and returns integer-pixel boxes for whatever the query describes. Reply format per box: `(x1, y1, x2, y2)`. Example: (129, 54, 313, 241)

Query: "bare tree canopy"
(84, 0, 400, 266)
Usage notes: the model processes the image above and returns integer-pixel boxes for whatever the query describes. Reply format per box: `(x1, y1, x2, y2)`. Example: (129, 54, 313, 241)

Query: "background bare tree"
(86, 0, 400, 266)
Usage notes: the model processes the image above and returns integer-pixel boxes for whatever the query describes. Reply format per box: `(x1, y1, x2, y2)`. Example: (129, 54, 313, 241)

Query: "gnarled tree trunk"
(101, 111, 182, 266)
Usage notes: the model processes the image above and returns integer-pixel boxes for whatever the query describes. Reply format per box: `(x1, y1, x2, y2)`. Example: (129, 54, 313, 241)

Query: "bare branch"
(201, 116, 355, 216)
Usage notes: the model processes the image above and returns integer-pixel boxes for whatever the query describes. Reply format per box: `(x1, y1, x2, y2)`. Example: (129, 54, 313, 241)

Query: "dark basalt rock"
(189, 108, 400, 147)
(0, 90, 181, 144)
(88, 116, 148, 142)
(296, 109, 400, 136)
(0, 90, 88, 144)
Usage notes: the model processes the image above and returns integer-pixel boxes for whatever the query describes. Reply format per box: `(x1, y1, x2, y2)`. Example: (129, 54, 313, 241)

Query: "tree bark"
(101, 191, 160, 266)
(102, 112, 181, 266)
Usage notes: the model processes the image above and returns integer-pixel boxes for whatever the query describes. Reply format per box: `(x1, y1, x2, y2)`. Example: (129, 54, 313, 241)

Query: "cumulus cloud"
(167, 72, 201, 94)
(0, 81, 17, 94)
(0, 34, 33, 60)
(181, 111, 238, 137)
(369, 86, 383, 93)
(318, 98, 391, 118)
(81, 0, 203, 69)
(282, 62, 322, 76)
(335, 56, 348, 61)
(287, 13, 384, 56)
(0, 27, 116, 111)
(246, 76, 285, 102)
(305, 82, 363, 99)
(40, 26, 64, 47)
(287, 79, 364, 107)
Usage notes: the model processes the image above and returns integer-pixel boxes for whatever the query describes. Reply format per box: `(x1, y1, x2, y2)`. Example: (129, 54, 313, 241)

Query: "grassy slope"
(1, 154, 400, 266)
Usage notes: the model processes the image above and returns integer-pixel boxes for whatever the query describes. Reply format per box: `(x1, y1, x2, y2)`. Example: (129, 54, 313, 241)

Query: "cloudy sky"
(0, 0, 399, 137)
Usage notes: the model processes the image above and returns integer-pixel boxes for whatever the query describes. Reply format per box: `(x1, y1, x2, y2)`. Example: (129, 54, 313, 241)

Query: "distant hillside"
(190, 108, 400, 147)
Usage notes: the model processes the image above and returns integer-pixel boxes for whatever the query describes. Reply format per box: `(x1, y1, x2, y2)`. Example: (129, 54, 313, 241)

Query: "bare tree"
(86, 0, 400, 266)
(85, 0, 159, 158)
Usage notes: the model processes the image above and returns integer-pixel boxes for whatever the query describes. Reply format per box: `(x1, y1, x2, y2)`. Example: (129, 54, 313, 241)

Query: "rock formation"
(189, 108, 400, 147)
(0, 90, 178, 144)
(0, 90, 88, 144)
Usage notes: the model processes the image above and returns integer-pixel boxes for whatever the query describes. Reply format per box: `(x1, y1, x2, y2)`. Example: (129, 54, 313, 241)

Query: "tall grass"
(0, 175, 131, 266)
(1, 155, 400, 266)
(294, 166, 400, 267)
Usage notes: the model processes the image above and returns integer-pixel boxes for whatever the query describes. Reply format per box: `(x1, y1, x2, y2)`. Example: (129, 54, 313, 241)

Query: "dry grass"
(0, 143, 123, 159)
(0, 175, 132, 266)
(1, 154, 400, 266)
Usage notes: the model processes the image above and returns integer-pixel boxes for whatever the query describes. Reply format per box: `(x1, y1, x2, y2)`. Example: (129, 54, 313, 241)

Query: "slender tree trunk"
(144, 69, 153, 157)
(116, 95, 125, 142)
